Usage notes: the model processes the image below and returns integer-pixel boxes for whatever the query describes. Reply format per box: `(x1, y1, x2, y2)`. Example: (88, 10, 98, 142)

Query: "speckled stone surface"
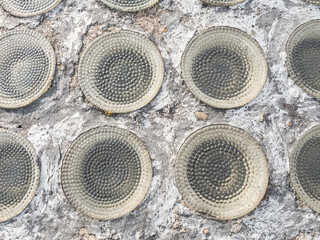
(0, 0, 320, 239)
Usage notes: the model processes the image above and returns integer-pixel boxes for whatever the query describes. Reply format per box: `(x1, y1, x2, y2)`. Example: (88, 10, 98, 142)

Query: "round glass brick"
(286, 20, 320, 99)
(0, 0, 62, 17)
(290, 125, 320, 213)
(99, 0, 158, 12)
(300, 0, 320, 5)
(79, 30, 164, 113)
(181, 27, 267, 109)
(0, 29, 56, 109)
(61, 126, 152, 220)
(201, 0, 246, 6)
(175, 125, 269, 220)
(0, 130, 39, 223)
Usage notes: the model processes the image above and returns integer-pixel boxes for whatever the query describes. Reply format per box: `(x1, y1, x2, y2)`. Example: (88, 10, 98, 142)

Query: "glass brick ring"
(290, 125, 320, 213)
(0, 29, 55, 109)
(0, 130, 39, 222)
(0, 0, 62, 17)
(175, 125, 269, 220)
(181, 27, 267, 109)
(61, 126, 152, 220)
(79, 30, 164, 113)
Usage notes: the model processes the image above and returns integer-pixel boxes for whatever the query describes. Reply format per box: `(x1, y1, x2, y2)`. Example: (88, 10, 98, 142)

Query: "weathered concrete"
(0, 0, 319, 239)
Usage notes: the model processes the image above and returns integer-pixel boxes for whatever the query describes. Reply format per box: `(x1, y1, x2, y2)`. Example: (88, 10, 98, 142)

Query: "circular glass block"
(61, 126, 152, 220)
(300, 0, 320, 5)
(286, 20, 320, 99)
(0, 130, 39, 223)
(99, 0, 158, 12)
(175, 125, 269, 220)
(0, 0, 62, 17)
(79, 31, 164, 113)
(201, 0, 246, 6)
(0, 29, 56, 109)
(290, 126, 320, 213)
(181, 27, 267, 109)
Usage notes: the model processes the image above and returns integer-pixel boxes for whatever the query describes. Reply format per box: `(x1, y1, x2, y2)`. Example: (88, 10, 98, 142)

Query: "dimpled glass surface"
(99, 0, 158, 12)
(79, 31, 164, 113)
(61, 126, 152, 220)
(181, 27, 267, 109)
(192, 47, 248, 100)
(0, 30, 55, 109)
(286, 20, 320, 99)
(290, 126, 320, 213)
(175, 125, 269, 220)
(0, 0, 62, 17)
(0, 130, 39, 223)
(187, 139, 249, 202)
(201, 0, 246, 6)
(301, 0, 320, 4)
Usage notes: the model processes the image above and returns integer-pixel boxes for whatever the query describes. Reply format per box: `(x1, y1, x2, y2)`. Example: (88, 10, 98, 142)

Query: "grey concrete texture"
(0, 0, 319, 239)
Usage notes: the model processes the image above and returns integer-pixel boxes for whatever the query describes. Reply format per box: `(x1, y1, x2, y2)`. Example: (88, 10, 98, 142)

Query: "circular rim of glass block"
(0, 0, 62, 17)
(0, 29, 56, 109)
(181, 26, 268, 109)
(286, 19, 320, 99)
(201, 0, 246, 6)
(61, 125, 152, 220)
(99, 0, 158, 12)
(0, 130, 39, 223)
(300, 0, 320, 5)
(79, 30, 164, 113)
(175, 124, 269, 220)
(290, 125, 320, 213)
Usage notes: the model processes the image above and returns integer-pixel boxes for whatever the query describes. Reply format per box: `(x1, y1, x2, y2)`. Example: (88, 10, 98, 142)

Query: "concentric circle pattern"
(201, 0, 246, 6)
(290, 126, 320, 213)
(99, 0, 158, 12)
(175, 125, 268, 220)
(61, 126, 152, 220)
(286, 20, 320, 99)
(0, 0, 62, 17)
(79, 31, 164, 113)
(0, 130, 39, 223)
(181, 27, 267, 109)
(0, 29, 55, 109)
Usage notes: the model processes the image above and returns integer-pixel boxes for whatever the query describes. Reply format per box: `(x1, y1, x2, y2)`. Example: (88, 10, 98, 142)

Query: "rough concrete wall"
(0, 0, 320, 239)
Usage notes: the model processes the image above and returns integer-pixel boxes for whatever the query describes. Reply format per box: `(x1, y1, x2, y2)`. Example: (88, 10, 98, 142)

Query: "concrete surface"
(0, 0, 320, 239)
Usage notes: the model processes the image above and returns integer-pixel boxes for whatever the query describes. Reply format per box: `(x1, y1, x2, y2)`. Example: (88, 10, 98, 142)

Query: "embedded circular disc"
(201, 0, 246, 6)
(286, 20, 320, 99)
(61, 126, 152, 220)
(300, 0, 320, 5)
(0, 130, 39, 222)
(79, 30, 164, 113)
(0, 29, 56, 109)
(0, 0, 62, 17)
(99, 0, 158, 12)
(175, 125, 269, 220)
(181, 27, 267, 109)
(290, 126, 320, 213)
